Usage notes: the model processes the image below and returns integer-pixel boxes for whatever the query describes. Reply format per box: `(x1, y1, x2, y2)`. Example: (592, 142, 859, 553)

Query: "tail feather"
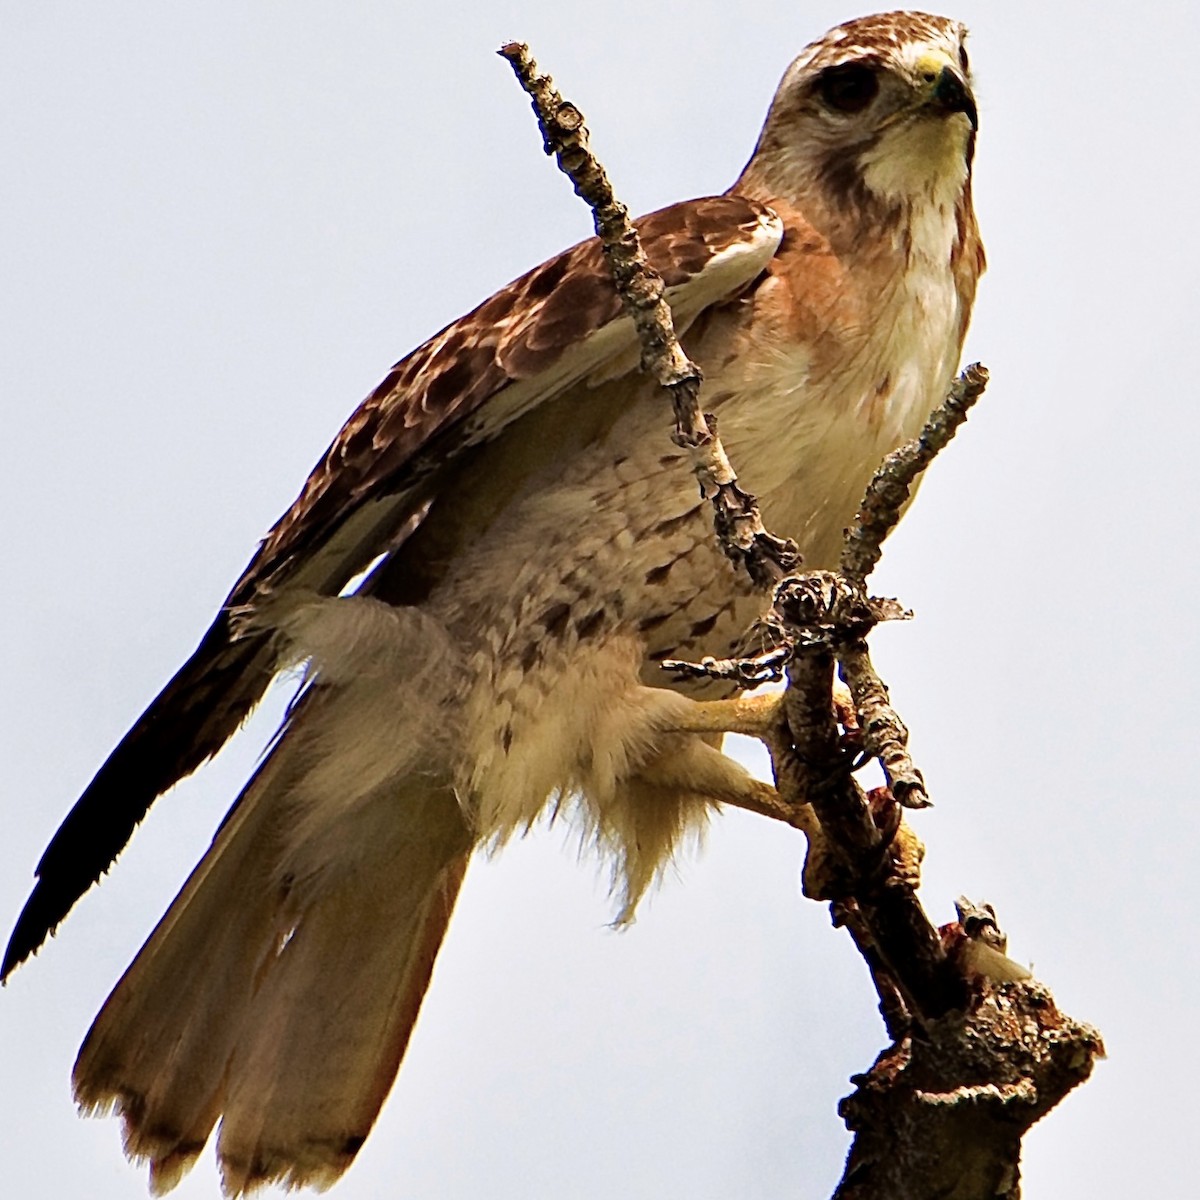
(73, 746, 292, 1193)
(71, 728, 471, 1196)
(219, 822, 468, 1194)
(3, 616, 275, 979)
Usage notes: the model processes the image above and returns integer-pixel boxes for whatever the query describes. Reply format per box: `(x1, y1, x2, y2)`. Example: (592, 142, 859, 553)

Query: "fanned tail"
(72, 708, 471, 1195)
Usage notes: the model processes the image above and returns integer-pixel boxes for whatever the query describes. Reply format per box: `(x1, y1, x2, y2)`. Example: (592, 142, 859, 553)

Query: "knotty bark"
(835, 981, 1103, 1200)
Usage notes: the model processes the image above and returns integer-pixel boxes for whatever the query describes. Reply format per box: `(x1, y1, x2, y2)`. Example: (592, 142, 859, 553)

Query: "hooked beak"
(930, 64, 978, 130)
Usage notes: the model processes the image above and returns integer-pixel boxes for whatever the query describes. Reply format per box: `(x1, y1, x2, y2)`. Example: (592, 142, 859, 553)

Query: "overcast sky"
(2, 3, 1197, 1197)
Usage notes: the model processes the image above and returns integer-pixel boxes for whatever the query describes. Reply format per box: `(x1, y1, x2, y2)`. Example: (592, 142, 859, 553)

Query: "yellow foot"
(671, 691, 785, 739)
(734, 776, 820, 837)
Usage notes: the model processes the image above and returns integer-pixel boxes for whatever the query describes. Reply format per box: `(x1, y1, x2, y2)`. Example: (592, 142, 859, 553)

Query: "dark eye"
(816, 63, 879, 114)
(959, 45, 971, 75)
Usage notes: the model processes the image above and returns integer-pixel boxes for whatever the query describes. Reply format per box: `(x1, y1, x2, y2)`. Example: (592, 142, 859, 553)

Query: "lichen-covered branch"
(840, 362, 990, 589)
(660, 643, 792, 687)
(824, 365, 989, 813)
(499, 41, 797, 589)
(838, 638, 929, 809)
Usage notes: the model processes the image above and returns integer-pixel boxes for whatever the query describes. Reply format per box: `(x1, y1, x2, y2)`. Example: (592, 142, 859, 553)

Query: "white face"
(753, 14, 976, 209)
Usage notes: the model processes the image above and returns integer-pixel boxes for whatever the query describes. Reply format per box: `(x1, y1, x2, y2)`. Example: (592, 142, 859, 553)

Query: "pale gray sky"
(2, 3, 1196, 1197)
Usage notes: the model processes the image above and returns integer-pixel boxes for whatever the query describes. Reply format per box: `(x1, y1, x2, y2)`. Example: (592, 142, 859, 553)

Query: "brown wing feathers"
(243, 196, 776, 590)
(2, 195, 778, 981)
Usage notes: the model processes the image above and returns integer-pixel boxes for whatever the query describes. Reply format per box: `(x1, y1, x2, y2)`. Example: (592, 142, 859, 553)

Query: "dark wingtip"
(3, 617, 274, 984)
(5, 832, 123, 978)
(2, 756, 169, 984)
(2, 882, 62, 981)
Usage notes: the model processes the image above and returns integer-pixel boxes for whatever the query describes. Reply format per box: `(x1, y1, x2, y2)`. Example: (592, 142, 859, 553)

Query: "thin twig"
(839, 639, 930, 809)
(841, 362, 990, 589)
(498, 41, 797, 589)
(660, 644, 792, 687)
(825, 365, 989, 804)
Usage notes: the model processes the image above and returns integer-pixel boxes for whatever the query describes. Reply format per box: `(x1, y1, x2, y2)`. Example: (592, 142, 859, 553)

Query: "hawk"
(5, 11, 983, 1196)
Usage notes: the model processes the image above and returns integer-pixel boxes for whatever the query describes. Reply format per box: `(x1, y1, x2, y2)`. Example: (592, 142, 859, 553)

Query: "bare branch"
(498, 41, 798, 589)
(838, 638, 929, 809)
(660, 644, 791, 687)
(841, 362, 990, 589)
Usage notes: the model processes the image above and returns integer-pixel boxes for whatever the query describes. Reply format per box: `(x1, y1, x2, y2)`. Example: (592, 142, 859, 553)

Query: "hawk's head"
(736, 11, 976, 231)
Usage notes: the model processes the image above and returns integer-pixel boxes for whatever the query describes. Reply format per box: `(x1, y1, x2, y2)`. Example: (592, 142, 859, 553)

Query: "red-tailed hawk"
(5, 11, 983, 1195)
